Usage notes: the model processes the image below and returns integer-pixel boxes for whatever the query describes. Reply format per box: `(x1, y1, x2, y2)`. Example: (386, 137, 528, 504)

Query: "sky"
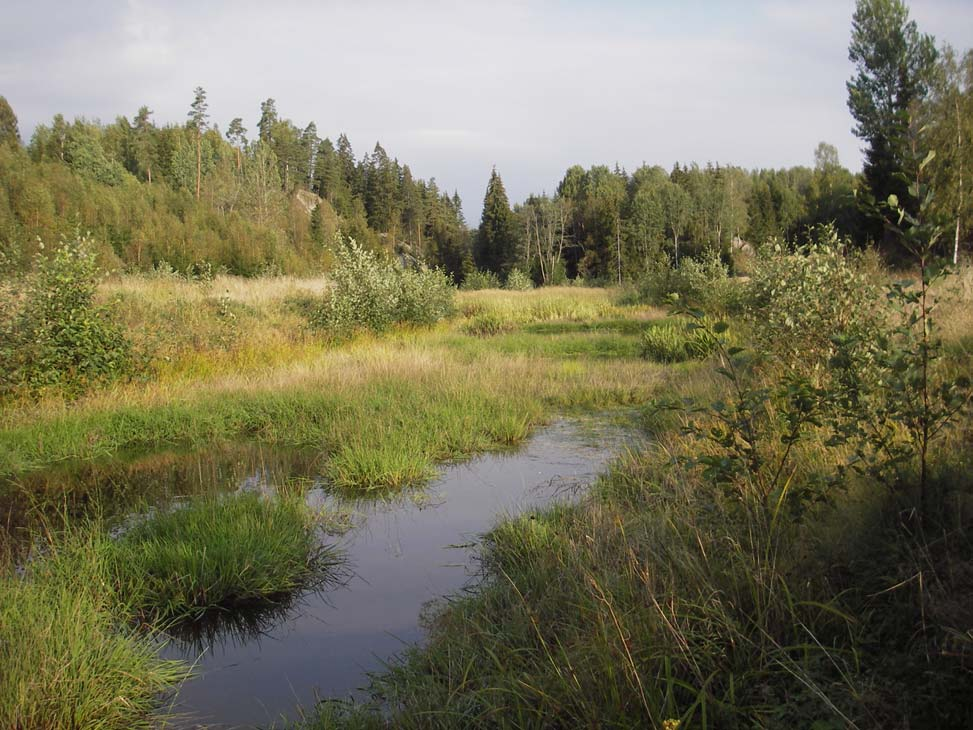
(2, 0, 973, 220)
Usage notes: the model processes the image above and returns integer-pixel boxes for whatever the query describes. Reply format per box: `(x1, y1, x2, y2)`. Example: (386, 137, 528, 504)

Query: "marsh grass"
(639, 318, 721, 363)
(292, 275, 973, 729)
(1, 488, 341, 729)
(109, 491, 340, 621)
(0, 295, 661, 489)
(0, 525, 186, 730)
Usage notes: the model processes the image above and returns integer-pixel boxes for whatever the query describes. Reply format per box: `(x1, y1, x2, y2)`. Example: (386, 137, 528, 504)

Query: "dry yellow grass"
(102, 273, 332, 306)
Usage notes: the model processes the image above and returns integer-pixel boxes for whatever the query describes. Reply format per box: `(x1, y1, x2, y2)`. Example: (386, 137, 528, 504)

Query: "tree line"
(0, 0, 969, 283)
(472, 0, 972, 284)
(0, 93, 469, 277)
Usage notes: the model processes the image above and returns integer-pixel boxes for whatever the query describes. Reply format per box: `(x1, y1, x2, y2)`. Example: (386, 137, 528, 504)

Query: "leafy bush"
(460, 269, 501, 290)
(317, 235, 455, 335)
(747, 224, 880, 378)
(640, 319, 719, 363)
(397, 267, 456, 326)
(632, 250, 743, 314)
(505, 268, 534, 291)
(0, 234, 131, 397)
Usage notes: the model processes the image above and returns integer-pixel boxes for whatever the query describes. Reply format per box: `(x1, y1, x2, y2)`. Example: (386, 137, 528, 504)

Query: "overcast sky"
(2, 0, 972, 219)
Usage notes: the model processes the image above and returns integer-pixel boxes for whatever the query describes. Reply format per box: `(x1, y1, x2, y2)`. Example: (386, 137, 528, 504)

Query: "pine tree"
(226, 117, 247, 172)
(187, 87, 209, 200)
(475, 167, 518, 275)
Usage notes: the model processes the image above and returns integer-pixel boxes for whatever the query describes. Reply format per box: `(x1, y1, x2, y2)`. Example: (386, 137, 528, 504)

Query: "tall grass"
(0, 306, 662, 490)
(0, 488, 341, 728)
(291, 268, 973, 729)
(109, 491, 340, 621)
(0, 525, 186, 730)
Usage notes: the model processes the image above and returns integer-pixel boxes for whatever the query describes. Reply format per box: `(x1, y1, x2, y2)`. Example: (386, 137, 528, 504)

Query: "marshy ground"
(2, 269, 972, 730)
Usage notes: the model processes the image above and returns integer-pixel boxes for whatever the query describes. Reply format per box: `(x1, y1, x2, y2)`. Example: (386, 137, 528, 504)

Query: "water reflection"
(2, 415, 640, 729)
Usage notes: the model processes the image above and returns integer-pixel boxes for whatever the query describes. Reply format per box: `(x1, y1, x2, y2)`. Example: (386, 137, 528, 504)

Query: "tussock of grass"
(110, 492, 338, 620)
(639, 319, 720, 363)
(329, 439, 435, 491)
(1, 489, 340, 728)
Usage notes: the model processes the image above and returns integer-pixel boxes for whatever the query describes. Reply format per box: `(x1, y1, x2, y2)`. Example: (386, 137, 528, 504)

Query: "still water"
(5, 416, 637, 728)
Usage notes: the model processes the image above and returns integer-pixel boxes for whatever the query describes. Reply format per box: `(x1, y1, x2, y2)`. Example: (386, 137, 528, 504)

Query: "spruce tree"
(475, 168, 518, 275)
(847, 0, 936, 236)
(0, 96, 20, 148)
(258, 99, 277, 143)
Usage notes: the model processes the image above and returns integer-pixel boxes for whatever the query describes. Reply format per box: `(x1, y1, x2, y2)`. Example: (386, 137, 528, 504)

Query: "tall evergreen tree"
(258, 99, 277, 143)
(226, 117, 247, 171)
(187, 87, 209, 200)
(132, 106, 155, 183)
(475, 167, 518, 275)
(299, 122, 319, 187)
(0, 96, 20, 148)
(847, 0, 936, 236)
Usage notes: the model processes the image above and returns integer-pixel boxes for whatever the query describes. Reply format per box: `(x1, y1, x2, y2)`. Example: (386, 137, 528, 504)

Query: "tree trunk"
(195, 132, 202, 201)
(616, 217, 622, 285)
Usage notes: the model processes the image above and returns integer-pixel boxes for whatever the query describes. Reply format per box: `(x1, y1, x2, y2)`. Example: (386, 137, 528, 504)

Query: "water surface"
(4, 416, 637, 728)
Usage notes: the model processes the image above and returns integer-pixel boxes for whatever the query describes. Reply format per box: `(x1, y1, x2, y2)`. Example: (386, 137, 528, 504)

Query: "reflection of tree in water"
(163, 559, 352, 657)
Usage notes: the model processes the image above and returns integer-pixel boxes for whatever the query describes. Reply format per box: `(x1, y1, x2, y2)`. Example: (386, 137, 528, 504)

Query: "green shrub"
(0, 234, 131, 397)
(747, 224, 881, 377)
(397, 267, 456, 325)
(318, 235, 455, 335)
(640, 319, 719, 363)
(504, 268, 534, 291)
(460, 269, 501, 290)
(631, 250, 743, 314)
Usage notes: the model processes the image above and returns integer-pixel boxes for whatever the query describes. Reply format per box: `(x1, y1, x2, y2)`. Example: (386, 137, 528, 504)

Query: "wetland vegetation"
(2, 0, 973, 728)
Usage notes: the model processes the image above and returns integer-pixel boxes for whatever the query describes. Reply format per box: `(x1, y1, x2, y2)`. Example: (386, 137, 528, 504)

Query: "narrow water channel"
(4, 416, 638, 729)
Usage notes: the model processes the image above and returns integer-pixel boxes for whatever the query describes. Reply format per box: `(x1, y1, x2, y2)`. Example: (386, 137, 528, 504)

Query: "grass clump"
(462, 310, 516, 336)
(111, 491, 336, 621)
(639, 319, 718, 362)
(0, 529, 185, 730)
